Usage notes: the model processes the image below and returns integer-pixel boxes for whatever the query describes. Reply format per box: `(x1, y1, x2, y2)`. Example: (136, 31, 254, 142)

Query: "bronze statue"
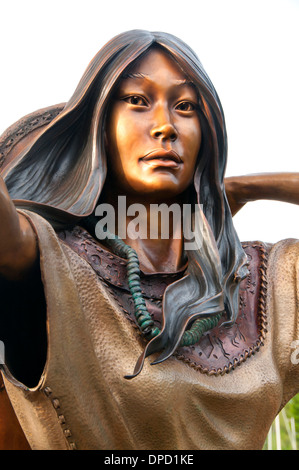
(0, 30, 298, 450)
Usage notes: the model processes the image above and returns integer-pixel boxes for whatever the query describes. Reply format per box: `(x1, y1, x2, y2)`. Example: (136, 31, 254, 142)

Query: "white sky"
(0, 0, 298, 243)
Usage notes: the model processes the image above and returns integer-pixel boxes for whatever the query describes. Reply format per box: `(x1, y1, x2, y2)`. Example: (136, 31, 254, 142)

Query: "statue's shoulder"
(265, 238, 299, 400)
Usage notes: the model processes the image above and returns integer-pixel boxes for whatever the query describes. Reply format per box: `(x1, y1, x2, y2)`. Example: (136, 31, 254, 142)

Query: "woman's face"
(105, 47, 202, 201)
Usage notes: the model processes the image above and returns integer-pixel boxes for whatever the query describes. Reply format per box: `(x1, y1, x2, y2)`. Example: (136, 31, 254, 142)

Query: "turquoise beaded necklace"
(100, 227, 222, 347)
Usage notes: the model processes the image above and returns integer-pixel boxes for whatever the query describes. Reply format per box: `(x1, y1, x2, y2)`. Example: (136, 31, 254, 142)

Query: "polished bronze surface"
(105, 48, 202, 201)
(1, 103, 298, 219)
(0, 30, 298, 450)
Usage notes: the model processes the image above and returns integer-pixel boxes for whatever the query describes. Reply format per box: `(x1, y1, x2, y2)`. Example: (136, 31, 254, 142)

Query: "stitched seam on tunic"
(174, 242, 269, 376)
(43, 386, 77, 450)
(103, 242, 269, 376)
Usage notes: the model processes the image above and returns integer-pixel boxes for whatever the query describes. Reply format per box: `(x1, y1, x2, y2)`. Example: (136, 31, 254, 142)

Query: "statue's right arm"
(0, 176, 38, 281)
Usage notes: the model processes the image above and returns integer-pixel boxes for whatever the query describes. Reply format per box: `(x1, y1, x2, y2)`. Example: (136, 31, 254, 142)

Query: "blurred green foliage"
(264, 393, 299, 450)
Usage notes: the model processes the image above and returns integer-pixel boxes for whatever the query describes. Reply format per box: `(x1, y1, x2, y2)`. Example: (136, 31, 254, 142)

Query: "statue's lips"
(140, 150, 182, 168)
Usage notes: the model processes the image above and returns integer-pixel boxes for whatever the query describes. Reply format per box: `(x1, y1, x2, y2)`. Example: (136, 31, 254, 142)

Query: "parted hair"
(2, 30, 248, 369)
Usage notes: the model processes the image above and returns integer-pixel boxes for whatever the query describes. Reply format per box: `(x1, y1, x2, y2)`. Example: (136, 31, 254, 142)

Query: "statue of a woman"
(0, 30, 298, 450)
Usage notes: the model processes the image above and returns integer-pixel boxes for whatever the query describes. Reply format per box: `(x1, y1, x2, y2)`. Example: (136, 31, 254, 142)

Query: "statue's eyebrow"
(121, 72, 148, 80)
(121, 73, 193, 88)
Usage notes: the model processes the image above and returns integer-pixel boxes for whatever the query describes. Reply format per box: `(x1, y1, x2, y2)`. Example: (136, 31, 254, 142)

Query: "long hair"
(2, 30, 248, 373)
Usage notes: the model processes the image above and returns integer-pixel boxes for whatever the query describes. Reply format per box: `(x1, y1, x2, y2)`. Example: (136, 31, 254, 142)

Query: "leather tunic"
(1, 210, 299, 450)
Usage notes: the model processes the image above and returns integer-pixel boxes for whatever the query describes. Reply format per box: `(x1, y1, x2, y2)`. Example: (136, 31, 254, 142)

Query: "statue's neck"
(101, 191, 187, 273)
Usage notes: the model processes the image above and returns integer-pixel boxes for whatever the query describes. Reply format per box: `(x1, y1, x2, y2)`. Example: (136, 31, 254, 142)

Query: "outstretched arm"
(0, 176, 44, 450)
(0, 176, 38, 280)
(225, 173, 299, 216)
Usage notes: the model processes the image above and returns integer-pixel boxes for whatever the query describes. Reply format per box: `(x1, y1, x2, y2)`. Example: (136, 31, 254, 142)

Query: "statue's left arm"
(225, 173, 299, 216)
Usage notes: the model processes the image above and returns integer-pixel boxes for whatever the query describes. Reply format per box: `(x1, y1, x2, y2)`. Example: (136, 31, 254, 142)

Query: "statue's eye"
(175, 101, 196, 112)
(124, 95, 148, 106)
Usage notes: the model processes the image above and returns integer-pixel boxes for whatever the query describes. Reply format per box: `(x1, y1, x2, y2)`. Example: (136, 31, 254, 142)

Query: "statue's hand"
(0, 176, 38, 280)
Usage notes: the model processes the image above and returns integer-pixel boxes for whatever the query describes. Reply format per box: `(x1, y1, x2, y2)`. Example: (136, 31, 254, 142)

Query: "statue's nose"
(150, 123, 177, 142)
